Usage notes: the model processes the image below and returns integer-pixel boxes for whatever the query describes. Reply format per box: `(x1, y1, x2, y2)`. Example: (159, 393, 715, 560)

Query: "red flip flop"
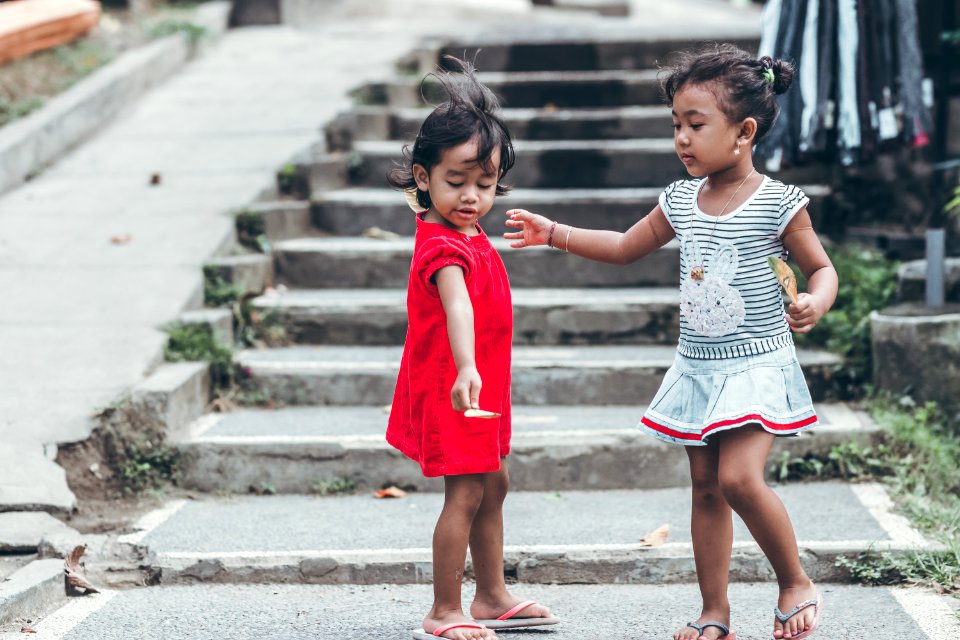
(474, 600, 561, 629)
(412, 622, 489, 639)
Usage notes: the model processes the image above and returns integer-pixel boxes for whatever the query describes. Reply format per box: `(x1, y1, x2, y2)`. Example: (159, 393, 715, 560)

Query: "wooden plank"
(0, 0, 102, 65)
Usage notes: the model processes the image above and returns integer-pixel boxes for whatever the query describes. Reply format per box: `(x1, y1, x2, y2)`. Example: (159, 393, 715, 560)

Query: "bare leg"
(424, 474, 496, 640)
(469, 461, 552, 622)
(715, 426, 818, 639)
(674, 444, 734, 640)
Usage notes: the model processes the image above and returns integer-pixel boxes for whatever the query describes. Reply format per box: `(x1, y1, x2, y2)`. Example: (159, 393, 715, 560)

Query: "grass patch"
(164, 322, 234, 388)
(775, 395, 960, 594)
(203, 265, 244, 306)
(313, 477, 356, 496)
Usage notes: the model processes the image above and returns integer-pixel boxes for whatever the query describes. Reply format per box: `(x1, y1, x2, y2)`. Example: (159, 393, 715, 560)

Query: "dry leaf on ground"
(64, 544, 99, 595)
(638, 523, 670, 547)
(374, 486, 407, 499)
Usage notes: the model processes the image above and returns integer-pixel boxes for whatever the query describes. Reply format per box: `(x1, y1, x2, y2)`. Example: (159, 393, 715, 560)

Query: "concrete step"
(324, 105, 673, 149)
(310, 185, 830, 236)
(273, 236, 680, 289)
(175, 403, 880, 494)
(436, 36, 759, 72)
(357, 70, 664, 109)
(340, 139, 831, 190)
(133, 482, 934, 586)
(233, 345, 843, 406)
(250, 287, 680, 346)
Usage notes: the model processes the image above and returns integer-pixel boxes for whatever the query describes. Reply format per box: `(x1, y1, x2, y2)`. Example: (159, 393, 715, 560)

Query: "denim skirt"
(638, 345, 818, 446)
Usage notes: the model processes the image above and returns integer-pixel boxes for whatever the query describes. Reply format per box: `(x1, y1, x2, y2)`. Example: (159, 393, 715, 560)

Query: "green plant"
(0, 97, 45, 126)
(313, 477, 356, 496)
(793, 246, 899, 396)
(251, 308, 292, 347)
(146, 19, 207, 45)
(276, 163, 302, 195)
(203, 265, 243, 306)
(234, 210, 269, 253)
(119, 439, 180, 494)
(164, 322, 234, 388)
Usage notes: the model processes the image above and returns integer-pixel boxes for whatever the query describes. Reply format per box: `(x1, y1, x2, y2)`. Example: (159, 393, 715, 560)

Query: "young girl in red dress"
(386, 57, 559, 640)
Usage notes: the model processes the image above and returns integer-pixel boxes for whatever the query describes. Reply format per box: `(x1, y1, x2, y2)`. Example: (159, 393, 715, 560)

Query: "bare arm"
(503, 206, 676, 265)
(782, 209, 838, 334)
(434, 265, 481, 411)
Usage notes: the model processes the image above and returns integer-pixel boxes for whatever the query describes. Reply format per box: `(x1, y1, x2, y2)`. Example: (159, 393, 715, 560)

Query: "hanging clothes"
(758, 0, 933, 167)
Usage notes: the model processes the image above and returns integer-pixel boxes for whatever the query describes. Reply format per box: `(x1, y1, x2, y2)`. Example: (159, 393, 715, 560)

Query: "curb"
(0, 1, 231, 196)
(0, 559, 64, 626)
(151, 539, 934, 586)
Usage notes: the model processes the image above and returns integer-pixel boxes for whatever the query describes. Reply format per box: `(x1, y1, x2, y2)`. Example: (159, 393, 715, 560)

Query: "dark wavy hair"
(387, 56, 515, 210)
(661, 44, 795, 145)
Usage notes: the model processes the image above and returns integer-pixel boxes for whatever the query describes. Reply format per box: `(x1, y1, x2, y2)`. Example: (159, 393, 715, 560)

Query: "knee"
(446, 480, 486, 517)
(718, 471, 764, 508)
(690, 471, 723, 509)
(486, 466, 509, 501)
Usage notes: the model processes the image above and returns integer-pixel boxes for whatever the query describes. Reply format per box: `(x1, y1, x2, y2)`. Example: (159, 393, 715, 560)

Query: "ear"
(412, 164, 430, 192)
(738, 117, 758, 146)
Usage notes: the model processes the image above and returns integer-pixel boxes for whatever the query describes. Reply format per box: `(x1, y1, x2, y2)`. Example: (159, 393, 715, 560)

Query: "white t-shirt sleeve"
(657, 180, 681, 232)
(777, 184, 810, 236)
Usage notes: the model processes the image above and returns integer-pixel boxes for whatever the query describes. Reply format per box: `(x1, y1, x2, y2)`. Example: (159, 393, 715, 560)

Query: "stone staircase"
(118, 34, 942, 638)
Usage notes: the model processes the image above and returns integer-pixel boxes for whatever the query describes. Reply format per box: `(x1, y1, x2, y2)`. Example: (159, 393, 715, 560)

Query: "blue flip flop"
(686, 620, 737, 639)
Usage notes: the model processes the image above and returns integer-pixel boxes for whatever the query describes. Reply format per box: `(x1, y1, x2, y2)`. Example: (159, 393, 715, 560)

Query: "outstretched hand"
(786, 293, 826, 334)
(504, 209, 554, 248)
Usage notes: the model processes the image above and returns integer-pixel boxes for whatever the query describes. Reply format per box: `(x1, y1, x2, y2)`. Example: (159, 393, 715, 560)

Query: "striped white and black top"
(659, 176, 809, 360)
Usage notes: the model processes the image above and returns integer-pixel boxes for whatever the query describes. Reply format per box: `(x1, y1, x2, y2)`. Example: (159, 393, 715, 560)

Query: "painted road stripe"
(0, 591, 117, 640)
(117, 499, 188, 546)
(890, 587, 960, 637)
(851, 484, 933, 548)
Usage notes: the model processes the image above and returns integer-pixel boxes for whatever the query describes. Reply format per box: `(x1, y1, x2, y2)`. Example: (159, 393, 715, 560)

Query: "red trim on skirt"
(640, 412, 819, 442)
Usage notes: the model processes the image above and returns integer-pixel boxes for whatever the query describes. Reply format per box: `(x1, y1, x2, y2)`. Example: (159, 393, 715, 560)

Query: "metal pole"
(926, 228, 946, 307)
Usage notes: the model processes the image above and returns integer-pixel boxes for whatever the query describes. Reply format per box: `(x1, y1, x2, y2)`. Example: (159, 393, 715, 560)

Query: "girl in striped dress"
(504, 45, 837, 640)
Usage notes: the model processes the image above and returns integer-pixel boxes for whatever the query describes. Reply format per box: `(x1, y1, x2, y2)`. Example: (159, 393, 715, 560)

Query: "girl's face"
(671, 83, 746, 177)
(413, 137, 500, 234)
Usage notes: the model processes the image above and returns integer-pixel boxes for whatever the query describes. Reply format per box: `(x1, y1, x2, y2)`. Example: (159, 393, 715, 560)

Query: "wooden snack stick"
(464, 409, 500, 419)
(767, 256, 799, 304)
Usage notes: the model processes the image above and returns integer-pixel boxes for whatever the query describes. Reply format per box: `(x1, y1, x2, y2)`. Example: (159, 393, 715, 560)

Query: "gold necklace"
(690, 167, 756, 281)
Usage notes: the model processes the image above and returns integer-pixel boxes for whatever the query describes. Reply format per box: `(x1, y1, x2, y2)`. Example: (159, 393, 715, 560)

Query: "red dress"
(386, 214, 513, 477)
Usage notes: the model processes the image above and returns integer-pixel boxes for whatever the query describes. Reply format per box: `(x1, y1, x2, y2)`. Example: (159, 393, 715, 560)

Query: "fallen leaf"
(109, 234, 132, 245)
(20, 627, 37, 634)
(64, 545, 99, 595)
(374, 486, 407, 499)
(638, 523, 670, 547)
(149, 173, 162, 186)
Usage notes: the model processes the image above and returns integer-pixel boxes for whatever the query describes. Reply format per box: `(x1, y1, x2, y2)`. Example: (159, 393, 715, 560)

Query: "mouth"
(680, 154, 695, 164)
(456, 209, 478, 216)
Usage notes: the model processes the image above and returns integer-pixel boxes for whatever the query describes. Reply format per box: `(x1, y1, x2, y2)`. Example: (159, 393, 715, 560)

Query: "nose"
(461, 186, 479, 203)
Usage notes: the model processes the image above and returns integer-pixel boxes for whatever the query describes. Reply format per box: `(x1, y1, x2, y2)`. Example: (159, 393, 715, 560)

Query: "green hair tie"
(762, 68, 776, 85)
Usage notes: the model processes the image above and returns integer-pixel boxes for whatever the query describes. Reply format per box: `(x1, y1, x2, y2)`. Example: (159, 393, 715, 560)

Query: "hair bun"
(759, 56, 795, 95)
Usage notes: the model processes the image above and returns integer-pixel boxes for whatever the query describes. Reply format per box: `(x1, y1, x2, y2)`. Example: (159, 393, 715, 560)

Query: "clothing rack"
(757, 0, 935, 169)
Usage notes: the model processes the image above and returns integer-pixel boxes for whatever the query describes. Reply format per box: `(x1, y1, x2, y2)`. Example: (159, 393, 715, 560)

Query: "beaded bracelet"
(546, 220, 558, 248)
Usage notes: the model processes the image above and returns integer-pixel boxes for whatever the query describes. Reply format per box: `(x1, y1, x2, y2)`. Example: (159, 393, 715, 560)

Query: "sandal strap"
(433, 622, 484, 636)
(774, 596, 820, 624)
(498, 600, 537, 621)
(687, 621, 730, 635)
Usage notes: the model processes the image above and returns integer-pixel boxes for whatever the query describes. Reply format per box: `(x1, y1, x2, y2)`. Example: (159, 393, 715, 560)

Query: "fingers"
(451, 385, 470, 412)
(469, 379, 481, 410)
